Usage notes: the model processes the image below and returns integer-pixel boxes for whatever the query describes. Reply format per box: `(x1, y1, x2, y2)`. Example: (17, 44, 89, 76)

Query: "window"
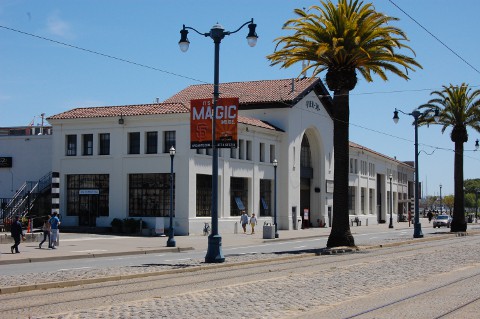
(361, 187, 366, 214)
(348, 186, 356, 214)
(146, 131, 158, 154)
(230, 177, 248, 216)
(301, 136, 312, 168)
(66, 135, 77, 156)
(129, 173, 174, 217)
(66, 174, 109, 216)
(82, 134, 93, 156)
(270, 144, 276, 163)
(128, 132, 140, 154)
(239, 139, 245, 160)
(260, 179, 272, 216)
(369, 163, 375, 177)
(196, 174, 212, 217)
(99, 133, 110, 155)
(246, 140, 252, 160)
(259, 143, 265, 162)
(230, 147, 237, 159)
(349, 158, 358, 174)
(369, 188, 374, 214)
(360, 160, 367, 176)
(164, 131, 176, 153)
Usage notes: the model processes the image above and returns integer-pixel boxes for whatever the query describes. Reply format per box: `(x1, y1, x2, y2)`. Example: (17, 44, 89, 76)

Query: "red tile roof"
(48, 78, 327, 132)
(47, 103, 189, 120)
(238, 116, 280, 131)
(349, 141, 413, 168)
(164, 78, 321, 107)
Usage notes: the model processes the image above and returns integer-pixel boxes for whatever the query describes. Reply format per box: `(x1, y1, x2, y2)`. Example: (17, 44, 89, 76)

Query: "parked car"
(433, 214, 452, 228)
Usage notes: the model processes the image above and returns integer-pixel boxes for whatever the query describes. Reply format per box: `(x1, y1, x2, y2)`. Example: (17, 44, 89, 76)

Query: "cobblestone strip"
(36, 237, 480, 319)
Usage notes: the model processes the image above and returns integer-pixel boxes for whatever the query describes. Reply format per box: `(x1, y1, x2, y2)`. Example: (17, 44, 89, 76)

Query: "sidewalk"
(0, 218, 455, 265)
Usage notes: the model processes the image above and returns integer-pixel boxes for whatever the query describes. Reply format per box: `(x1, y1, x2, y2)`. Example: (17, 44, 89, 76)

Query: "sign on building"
(0, 157, 12, 168)
(190, 97, 238, 149)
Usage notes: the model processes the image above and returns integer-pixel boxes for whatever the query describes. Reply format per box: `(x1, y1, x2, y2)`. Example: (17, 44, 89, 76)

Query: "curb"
(0, 247, 194, 265)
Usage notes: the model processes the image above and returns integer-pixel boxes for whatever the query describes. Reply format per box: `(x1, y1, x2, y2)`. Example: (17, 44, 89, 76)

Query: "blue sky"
(0, 0, 479, 196)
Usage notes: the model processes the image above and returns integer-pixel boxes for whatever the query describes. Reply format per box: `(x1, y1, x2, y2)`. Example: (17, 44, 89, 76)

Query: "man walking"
(49, 212, 61, 249)
(240, 210, 249, 234)
(10, 215, 24, 254)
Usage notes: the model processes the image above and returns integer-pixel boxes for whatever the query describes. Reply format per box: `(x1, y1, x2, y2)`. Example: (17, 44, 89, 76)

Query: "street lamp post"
(179, 19, 258, 263)
(273, 159, 278, 238)
(167, 146, 176, 247)
(475, 189, 479, 222)
(439, 184, 443, 213)
(389, 174, 393, 229)
(393, 108, 438, 238)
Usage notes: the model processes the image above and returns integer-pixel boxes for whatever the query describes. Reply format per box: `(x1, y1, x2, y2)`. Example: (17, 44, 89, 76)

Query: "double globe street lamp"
(393, 107, 439, 238)
(179, 19, 258, 263)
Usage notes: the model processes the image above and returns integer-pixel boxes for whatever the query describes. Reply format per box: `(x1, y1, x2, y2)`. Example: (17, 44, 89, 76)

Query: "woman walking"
(39, 216, 51, 249)
(250, 213, 257, 234)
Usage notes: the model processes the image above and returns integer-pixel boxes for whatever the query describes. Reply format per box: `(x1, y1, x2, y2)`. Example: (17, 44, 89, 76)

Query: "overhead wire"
(0, 25, 207, 85)
(387, 0, 480, 75)
(1, 24, 478, 161)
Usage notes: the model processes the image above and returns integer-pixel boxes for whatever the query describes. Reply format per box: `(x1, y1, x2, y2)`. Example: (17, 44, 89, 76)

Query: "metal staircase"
(0, 172, 52, 227)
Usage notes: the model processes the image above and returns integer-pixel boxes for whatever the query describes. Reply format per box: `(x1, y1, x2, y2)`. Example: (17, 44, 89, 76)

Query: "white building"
(43, 78, 414, 235)
(0, 126, 52, 199)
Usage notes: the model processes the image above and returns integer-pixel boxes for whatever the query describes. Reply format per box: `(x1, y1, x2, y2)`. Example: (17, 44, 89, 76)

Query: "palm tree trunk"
(451, 140, 466, 232)
(327, 89, 355, 247)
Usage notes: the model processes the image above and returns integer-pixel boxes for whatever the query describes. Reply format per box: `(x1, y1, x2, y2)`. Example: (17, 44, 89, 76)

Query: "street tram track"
(342, 270, 480, 319)
(0, 234, 478, 318)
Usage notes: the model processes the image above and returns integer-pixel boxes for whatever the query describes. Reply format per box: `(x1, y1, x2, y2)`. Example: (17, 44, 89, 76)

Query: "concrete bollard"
(234, 222, 238, 234)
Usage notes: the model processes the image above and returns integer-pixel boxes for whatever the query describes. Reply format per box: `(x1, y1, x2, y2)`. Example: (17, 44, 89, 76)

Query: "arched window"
(301, 135, 312, 169)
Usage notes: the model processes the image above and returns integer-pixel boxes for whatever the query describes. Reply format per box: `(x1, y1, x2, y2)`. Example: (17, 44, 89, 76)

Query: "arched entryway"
(299, 130, 324, 228)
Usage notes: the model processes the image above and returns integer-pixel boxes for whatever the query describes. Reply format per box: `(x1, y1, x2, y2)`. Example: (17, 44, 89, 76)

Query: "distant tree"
(465, 193, 476, 209)
(267, 0, 421, 247)
(443, 195, 454, 213)
(418, 84, 480, 231)
(464, 179, 480, 193)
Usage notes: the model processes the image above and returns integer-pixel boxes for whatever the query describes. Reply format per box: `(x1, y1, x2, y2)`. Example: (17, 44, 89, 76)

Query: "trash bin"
(263, 224, 275, 239)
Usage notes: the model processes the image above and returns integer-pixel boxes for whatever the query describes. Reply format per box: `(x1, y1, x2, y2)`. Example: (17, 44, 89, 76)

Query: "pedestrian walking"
(240, 210, 249, 234)
(250, 213, 257, 234)
(39, 215, 51, 249)
(49, 212, 61, 249)
(427, 210, 433, 223)
(10, 215, 24, 254)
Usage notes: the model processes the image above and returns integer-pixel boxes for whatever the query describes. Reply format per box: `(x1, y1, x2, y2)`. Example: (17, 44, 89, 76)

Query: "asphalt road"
(0, 225, 450, 276)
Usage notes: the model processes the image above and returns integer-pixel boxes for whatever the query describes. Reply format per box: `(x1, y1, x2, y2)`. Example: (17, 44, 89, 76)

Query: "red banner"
(190, 98, 238, 149)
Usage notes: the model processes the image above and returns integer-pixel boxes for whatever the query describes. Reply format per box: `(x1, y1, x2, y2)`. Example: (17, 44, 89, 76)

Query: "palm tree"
(418, 84, 480, 232)
(267, 0, 421, 247)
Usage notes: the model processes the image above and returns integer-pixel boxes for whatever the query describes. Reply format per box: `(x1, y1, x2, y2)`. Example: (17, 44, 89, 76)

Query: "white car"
(433, 214, 452, 228)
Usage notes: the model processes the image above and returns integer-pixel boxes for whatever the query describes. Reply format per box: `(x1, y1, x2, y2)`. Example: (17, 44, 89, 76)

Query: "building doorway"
(78, 194, 98, 226)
